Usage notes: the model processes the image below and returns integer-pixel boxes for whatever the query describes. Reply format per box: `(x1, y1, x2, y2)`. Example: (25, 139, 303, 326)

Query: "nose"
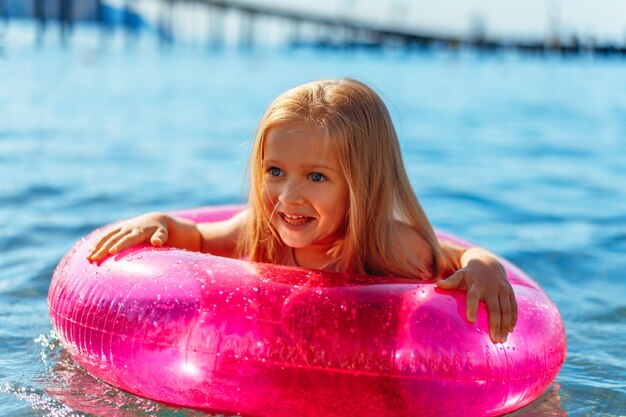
(279, 179, 305, 205)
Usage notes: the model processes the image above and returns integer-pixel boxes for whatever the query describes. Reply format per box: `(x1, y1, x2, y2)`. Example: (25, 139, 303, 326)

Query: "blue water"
(1, 23, 626, 416)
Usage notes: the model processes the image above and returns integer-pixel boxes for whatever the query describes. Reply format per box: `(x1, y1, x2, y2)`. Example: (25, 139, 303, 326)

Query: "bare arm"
(87, 209, 248, 262)
(395, 223, 517, 343)
(197, 209, 248, 258)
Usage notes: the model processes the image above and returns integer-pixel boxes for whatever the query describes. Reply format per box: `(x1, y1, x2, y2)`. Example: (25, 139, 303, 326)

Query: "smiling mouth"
(279, 212, 314, 225)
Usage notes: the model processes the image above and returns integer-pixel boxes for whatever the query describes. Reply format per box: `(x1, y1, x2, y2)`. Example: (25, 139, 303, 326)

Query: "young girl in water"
(88, 78, 517, 343)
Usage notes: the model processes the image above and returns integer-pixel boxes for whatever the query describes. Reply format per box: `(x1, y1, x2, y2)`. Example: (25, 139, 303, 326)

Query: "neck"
(291, 246, 335, 270)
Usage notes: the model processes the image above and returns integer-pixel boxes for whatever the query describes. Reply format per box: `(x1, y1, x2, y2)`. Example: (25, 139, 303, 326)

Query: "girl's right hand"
(86, 212, 170, 262)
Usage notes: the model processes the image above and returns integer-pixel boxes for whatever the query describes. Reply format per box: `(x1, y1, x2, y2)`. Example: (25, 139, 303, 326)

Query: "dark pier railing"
(2, 0, 625, 57)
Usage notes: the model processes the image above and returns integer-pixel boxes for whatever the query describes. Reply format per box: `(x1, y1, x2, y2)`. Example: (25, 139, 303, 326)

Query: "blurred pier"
(2, 0, 625, 57)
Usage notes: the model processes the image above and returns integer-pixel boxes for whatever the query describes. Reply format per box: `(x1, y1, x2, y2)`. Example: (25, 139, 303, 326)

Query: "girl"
(87, 78, 517, 343)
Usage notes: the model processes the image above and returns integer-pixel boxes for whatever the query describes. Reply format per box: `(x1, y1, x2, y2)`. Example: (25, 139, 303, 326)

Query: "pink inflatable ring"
(48, 205, 566, 417)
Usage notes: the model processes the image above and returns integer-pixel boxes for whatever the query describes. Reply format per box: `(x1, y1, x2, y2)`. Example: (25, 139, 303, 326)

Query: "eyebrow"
(263, 158, 339, 173)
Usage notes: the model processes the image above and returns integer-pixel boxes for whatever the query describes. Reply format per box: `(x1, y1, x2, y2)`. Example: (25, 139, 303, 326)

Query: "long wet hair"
(240, 78, 454, 279)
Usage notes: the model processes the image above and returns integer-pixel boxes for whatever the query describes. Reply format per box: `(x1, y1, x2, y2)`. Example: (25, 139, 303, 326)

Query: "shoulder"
(393, 220, 433, 260)
(393, 221, 463, 278)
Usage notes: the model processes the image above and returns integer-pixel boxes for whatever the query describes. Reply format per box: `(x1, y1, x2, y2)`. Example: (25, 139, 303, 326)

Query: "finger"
(465, 284, 480, 324)
(485, 295, 502, 343)
(150, 227, 168, 246)
(510, 292, 518, 331)
(87, 227, 120, 259)
(436, 270, 465, 290)
(88, 228, 128, 261)
(109, 229, 146, 253)
(499, 293, 513, 336)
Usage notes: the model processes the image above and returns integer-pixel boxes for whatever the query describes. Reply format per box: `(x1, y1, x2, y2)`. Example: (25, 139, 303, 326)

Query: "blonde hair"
(241, 78, 453, 280)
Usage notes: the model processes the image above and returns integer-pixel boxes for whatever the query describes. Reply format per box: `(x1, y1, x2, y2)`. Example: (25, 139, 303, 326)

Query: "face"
(262, 123, 349, 252)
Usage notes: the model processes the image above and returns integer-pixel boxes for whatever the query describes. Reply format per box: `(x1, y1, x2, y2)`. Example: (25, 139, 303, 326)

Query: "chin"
(279, 236, 312, 249)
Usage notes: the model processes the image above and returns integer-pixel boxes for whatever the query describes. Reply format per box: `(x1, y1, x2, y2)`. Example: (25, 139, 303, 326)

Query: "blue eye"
(309, 172, 326, 182)
(268, 167, 282, 177)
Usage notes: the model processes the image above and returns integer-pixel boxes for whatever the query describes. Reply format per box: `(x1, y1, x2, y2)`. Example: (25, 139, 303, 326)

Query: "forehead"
(265, 123, 321, 147)
(264, 123, 338, 167)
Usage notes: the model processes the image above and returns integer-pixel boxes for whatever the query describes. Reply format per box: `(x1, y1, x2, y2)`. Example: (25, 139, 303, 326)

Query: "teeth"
(284, 214, 306, 220)
(280, 213, 310, 224)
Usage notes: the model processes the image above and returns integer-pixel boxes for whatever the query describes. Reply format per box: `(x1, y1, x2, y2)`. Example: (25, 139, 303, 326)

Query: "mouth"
(278, 212, 314, 226)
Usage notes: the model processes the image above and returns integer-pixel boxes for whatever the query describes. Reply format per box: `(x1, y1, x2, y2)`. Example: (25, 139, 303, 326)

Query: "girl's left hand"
(436, 251, 518, 344)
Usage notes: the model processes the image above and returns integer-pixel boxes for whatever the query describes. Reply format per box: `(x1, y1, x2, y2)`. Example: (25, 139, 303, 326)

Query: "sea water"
(1, 23, 625, 417)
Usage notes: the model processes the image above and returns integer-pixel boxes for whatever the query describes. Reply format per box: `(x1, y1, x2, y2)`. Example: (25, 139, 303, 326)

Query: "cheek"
(261, 182, 280, 217)
(333, 190, 350, 221)
(262, 180, 277, 201)
(319, 188, 349, 215)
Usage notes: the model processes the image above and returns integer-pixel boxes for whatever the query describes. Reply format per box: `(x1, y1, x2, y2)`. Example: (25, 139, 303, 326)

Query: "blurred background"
(2, 0, 626, 51)
(1, 1, 625, 416)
